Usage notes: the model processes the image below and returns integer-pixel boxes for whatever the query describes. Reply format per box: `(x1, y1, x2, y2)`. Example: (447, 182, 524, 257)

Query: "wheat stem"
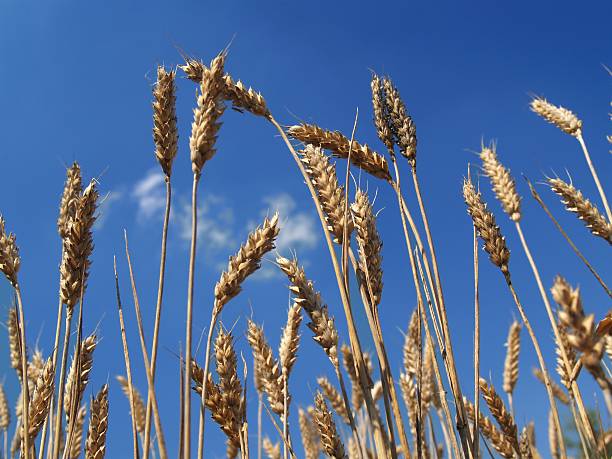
(113, 257, 140, 459)
(14, 287, 31, 458)
(576, 134, 611, 222)
(472, 216, 480, 459)
(51, 310, 73, 459)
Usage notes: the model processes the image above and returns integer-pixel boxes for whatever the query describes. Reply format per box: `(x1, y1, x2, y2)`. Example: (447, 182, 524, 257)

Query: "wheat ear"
(548, 178, 611, 244)
(479, 143, 521, 222)
(25, 357, 55, 442)
(478, 378, 519, 453)
(532, 369, 570, 405)
(64, 334, 96, 423)
(382, 76, 417, 165)
(313, 392, 347, 459)
(116, 376, 145, 435)
(85, 384, 108, 459)
(153, 66, 178, 176)
(67, 405, 86, 458)
(502, 321, 521, 414)
(298, 407, 320, 459)
(262, 436, 280, 459)
(318, 378, 350, 425)
(0, 382, 8, 459)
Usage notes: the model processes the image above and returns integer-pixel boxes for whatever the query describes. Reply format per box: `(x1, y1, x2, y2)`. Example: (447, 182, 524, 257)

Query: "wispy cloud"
(132, 169, 166, 220)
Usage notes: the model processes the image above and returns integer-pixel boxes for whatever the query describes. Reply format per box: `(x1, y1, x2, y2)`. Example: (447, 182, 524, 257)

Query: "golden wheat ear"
(312, 392, 347, 459)
(153, 66, 178, 177)
(478, 378, 519, 454)
(530, 97, 582, 137)
(85, 384, 109, 459)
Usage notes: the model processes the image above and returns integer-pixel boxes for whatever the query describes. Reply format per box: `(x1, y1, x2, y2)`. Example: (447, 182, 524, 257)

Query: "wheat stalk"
(85, 384, 108, 459)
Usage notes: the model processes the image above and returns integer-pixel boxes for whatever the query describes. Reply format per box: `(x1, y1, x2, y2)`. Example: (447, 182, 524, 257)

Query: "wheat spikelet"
(530, 97, 582, 137)
(262, 436, 280, 459)
(403, 309, 420, 377)
(288, 123, 391, 181)
(340, 344, 363, 411)
(313, 392, 347, 459)
(0, 383, 10, 431)
(246, 320, 285, 416)
(214, 326, 243, 445)
(57, 162, 83, 238)
(25, 357, 54, 441)
(189, 52, 226, 175)
(479, 144, 521, 221)
(85, 384, 109, 459)
(519, 426, 534, 459)
(277, 256, 339, 366)
(370, 380, 383, 403)
(317, 377, 350, 425)
(605, 336, 612, 362)
(422, 340, 436, 410)
(214, 213, 279, 313)
(64, 334, 97, 421)
(370, 73, 394, 152)
(68, 405, 86, 458)
(299, 144, 353, 243)
(479, 378, 519, 452)
(351, 189, 383, 307)
(531, 369, 569, 405)
(7, 308, 23, 380)
(463, 178, 510, 273)
(463, 397, 514, 458)
(548, 177, 612, 243)
(279, 303, 302, 377)
(153, 66, 178, 177)
(503, 321, 521, 395)
(27, 349, 44, 383)
(555, 322, 576, 388)
(298, 407, 320, 459)
(0, 216, 20, 286)
(59, 180, 98, 309)
(116, 376, 145, 433)
(382, 76, 417, 164)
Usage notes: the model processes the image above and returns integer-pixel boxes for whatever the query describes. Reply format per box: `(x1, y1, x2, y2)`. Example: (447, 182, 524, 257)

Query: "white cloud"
(94, 191, 123, 229)
(132, 170, 166, 220)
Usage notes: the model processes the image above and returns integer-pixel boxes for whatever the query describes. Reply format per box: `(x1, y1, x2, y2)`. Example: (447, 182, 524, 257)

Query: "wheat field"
(0, 46, 610, 459)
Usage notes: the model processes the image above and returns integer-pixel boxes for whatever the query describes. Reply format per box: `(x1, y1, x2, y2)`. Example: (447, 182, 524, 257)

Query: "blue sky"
(1, 1, 611, 457)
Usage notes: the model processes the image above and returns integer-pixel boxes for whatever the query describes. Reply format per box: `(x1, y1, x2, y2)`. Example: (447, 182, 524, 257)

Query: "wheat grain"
(548, 177, 612, 243)
(313, 392, 347, 459)
(503, 321, 521, 395)
(153, 66, 179, 177)
(288, 123, 391, 181)
(479, 144, 521, 222)
(85, 384, 109, 459)
(214, 213, 280, 313)
(530, 97, 582, 137)
(463, 178, 510, 273)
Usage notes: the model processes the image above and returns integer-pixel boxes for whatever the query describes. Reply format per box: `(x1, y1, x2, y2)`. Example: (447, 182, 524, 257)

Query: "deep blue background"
(1, 1, 610, 457)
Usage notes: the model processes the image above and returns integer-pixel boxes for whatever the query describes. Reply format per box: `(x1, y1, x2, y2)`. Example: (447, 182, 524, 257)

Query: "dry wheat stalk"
(279, 303, 302, 378)
(24, 357, 54, 441)
(288, 123, 391, 181)
(313, 392, 347, 459)
(463, 397, 514, 458)
(246, 320, 285, 416)
(57, 162, 83, 239)
(317, 377, 350, 425)
(298, 407, 320, 459)
(463, 178, 510, 273)
(59, 180, 98, 309)
(299, 144, 353, 243)
(548, 178, 612, 243)
(116, 376, 145, 434)
(262, 436, 280, 459)
(503, 321, 521, 396)
(370, 74, 394, 152)
(189, 52, 226, 175)
(153, 66, 179, 177)
(382, 77, 417, 165)
(85, 384, 108, 459)
(548, 410, 560, 459)
(351, 189, 384, 308)
(530, 97, 582, 137)
(7, 308, 23, 380)
(531, 369, 570, 405)
(0, 216, 20, 287)
(277, 256, 340, 367)
(64, 334, 97, 422)
(479, 144, 521, 222)
(214, 213, 280, 313)
(0, 383, 9, 432)
(478, 378, 519, 453)
(68, 405, 86, 458)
